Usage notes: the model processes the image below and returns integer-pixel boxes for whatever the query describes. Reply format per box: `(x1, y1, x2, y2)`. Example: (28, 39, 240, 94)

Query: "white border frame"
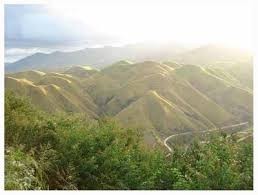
(0, 0, 257, 194)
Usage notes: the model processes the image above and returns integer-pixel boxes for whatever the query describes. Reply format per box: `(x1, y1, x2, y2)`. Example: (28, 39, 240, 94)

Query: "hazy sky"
(5, 0, 252, 62)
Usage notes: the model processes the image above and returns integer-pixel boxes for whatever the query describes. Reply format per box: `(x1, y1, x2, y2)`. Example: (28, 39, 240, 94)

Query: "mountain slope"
(115, 90, 206, 140)
(175, 44, 252, 65)
(174, 65, 253, 121)
(64, 65, 99, 78)
(5, 59, 253, 145)
(97, 62, 236, 127)
(5, 72, 98, 118)
(6, 70, 46, 83)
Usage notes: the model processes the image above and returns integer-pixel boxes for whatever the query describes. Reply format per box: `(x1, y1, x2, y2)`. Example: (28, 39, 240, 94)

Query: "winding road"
(237, 133, 253, 143)
(164, 122, 249, 152)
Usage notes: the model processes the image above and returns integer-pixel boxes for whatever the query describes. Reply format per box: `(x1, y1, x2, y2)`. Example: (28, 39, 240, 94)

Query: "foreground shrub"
(5, 92, 253, 190)
(5, 147, 46, 190)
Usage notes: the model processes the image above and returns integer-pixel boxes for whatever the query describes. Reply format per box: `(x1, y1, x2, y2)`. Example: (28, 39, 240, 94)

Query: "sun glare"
(46, 0, 252, 50)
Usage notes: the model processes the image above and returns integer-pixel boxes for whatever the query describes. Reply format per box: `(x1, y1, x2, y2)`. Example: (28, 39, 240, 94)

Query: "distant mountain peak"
(5, 42, 187, 73)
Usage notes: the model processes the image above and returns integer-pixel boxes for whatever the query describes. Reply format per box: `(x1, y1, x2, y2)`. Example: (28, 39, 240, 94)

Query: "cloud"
(5, 47, 51, 62)
(4, 1, 252, 62)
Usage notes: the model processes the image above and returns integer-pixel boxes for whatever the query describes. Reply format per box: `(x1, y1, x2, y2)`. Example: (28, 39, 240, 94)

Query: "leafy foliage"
(5, 147, 46, 190)
(5, 92, 253, 190)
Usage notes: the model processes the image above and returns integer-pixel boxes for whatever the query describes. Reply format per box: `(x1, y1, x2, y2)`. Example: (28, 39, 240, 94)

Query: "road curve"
(237, 134, 253, 143)
(164, 122, 249, 152)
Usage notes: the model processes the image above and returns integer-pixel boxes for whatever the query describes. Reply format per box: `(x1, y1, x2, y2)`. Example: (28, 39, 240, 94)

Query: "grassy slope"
(115, 90, 205, 138)
(64, 65, 99, 78)
(5, 71, 98, 118)
(102, 63, 235, 127)
(174, 65, 253, 122)
(6, 70, 46, 83)
(5, 60, 253, 144)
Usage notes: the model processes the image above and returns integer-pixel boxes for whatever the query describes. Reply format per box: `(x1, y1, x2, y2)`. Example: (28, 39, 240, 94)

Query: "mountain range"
(5, 45, 253, 145)
(5, 42, 187, 73)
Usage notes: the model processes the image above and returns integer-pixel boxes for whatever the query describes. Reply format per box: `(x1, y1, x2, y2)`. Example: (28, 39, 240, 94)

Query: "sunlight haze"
(47, 0, 252, 50)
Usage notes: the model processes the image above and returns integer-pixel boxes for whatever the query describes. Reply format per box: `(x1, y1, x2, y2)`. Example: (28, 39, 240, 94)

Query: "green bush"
(169, 136, 253, 190)
(4, 91, 253, 190)
(5, 146, 46, 190)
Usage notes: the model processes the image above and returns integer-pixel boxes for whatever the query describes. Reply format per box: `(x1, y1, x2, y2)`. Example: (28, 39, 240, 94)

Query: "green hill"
(5, 73, 98, 118)
(174, 65, 252, 121)
(115, 90, 207, 139)
(5, 60, 253, 144)
(64, 65, 99, 78)
(6, 70, 46, 83)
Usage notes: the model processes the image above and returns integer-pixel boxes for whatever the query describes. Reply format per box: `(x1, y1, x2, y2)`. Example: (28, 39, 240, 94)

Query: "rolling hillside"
(5, 59, 253, 144)
(5, 70, 99, 118)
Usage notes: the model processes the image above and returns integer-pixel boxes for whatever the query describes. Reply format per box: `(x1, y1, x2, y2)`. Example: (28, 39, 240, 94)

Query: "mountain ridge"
(5, 58, 253, 144)
(5, 42, 187, 73)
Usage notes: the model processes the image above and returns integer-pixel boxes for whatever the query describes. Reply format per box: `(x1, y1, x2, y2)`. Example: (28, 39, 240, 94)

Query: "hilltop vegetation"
(5, 92, 253, 190)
